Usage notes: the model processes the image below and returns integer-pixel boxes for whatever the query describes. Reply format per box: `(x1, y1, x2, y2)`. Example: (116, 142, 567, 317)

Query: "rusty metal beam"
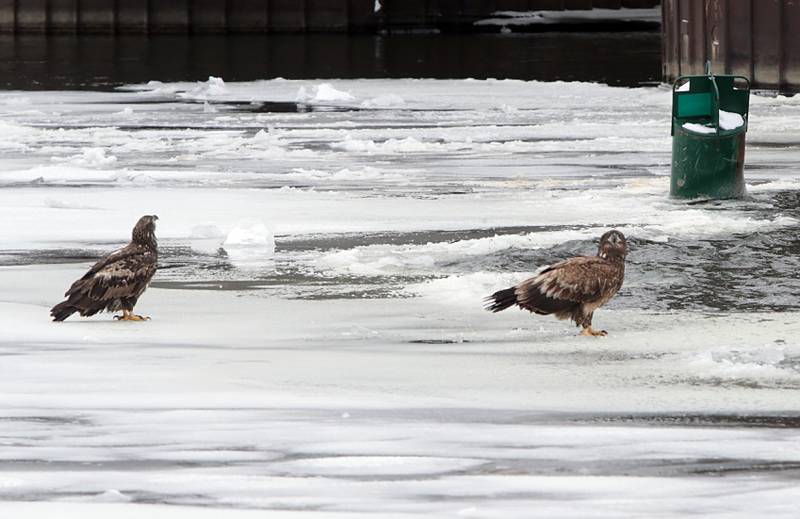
(663, 0, 800, 93)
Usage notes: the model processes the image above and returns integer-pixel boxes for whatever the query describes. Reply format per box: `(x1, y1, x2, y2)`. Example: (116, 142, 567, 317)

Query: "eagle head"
(598, 230, 626, 260)
(132, 215, 158, 246)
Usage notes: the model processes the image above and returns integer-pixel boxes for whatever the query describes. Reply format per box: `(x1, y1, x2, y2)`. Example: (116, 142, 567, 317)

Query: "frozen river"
(1, 78, 800, 517)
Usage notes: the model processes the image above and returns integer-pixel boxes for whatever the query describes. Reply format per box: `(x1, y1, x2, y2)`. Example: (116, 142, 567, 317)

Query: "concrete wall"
(0, 0, 660, 33)
(662, 0, 800, 93)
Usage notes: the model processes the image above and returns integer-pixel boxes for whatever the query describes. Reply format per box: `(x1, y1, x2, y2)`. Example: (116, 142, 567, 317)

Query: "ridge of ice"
(52, 147, 118, 168)
(296, 83, 355, 104)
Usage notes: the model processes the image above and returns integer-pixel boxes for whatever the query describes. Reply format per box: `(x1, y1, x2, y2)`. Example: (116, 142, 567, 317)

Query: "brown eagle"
(485, 230, 627, 336)
(50, 215, 158, 322)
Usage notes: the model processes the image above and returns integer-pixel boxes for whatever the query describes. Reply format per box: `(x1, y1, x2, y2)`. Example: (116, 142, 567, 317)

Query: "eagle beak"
(152, 215, 159, 221)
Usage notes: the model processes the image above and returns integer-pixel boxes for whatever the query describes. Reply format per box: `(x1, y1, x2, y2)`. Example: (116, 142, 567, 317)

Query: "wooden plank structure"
(662, 0, 800, 93)
(0, 0, 659, 33)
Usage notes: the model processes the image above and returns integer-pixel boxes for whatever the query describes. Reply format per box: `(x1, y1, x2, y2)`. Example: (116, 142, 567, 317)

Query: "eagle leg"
(580, 326, 607, 337)
(114, 309, 151, 322)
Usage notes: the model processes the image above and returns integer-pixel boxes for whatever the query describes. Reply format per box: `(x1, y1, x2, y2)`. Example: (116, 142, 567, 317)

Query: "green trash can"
(670, 70, 751, 199)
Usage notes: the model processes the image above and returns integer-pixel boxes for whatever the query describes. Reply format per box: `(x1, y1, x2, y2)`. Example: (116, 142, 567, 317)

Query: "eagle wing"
(66, 245, 157, 303)
(515, 256, 623, 314)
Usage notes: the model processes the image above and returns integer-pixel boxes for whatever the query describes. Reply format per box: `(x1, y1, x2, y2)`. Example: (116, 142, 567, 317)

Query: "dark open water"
(0, 31, 661, 90)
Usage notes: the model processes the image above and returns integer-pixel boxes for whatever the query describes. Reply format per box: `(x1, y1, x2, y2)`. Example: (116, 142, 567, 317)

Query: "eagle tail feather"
(50, 301, 76, 322)
(484, 287, 518, 313)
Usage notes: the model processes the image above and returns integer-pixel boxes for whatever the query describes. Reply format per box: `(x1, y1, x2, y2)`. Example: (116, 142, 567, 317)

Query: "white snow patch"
(682, 122, 716, 134)
(682, 110, 744, 134)
(182, 76, 228, 100)
(719, 109, 745, 130)
(360, 94, 406, 109)
(334, 136, 443, 154)
(189, 223, 226, 254)
(286, 166, 406, 183)
(269, 456, 485, 477)
(114, 107, 135, 118)
(222, 219, 276, 265)
(686, 345, 799, 384)
(91, 489, 133, 503)
(52, 147, 118, 168)
(190, 223, 225, 239)
(43, 198, 100, 210)
(296, 83, 355, 104)
(407, 272, 529, 306)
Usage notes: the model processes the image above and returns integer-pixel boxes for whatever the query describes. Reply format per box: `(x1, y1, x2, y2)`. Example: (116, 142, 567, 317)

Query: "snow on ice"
(1, 78, 800, 517)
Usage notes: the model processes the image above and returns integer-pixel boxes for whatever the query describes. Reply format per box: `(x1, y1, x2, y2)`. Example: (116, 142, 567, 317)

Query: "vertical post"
(227, 0, 268, 33)
(117, 0, 149, 33)
(16, 0, 47, 32)
(79, 0, 116, 33)
(347, 0, 375, 32)
(661, 0, 681, 82)
(706, 0, 727, 76)
(783, 0, 800, 91)
(150, 0, 190, 33)
(0, 0, 14, 33)
(307, 0, 347, 32)
(725, 0, 751, 79)
(49, 0, 77, 33)
(688, 0, 706, 76)
(751, 0, 780, 89)
(191, 0, 227, 33)
(270, 0, 305, 31)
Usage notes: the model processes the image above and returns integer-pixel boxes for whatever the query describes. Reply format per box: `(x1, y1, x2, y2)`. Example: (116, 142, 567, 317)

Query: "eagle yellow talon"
(115, 311, 150, 322)
(581, 326, 607, 337)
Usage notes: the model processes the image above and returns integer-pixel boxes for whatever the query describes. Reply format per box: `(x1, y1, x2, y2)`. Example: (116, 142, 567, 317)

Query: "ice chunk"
(686, 345, 793, 384)
(222, 219, 276, 265)
(183, 76, 228, 100)
(312, 83, 355, 102)
(53, 147, 117, 168)
(360, 93, 406, 109)
(92, 489, 133, 503)
(114, 107, 134, 118)
(203, 76, 228, 96)
(296, 83, 355, 104)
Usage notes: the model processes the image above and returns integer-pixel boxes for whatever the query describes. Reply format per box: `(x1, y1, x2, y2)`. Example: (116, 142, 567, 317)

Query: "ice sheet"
(2, 78, 800, 517)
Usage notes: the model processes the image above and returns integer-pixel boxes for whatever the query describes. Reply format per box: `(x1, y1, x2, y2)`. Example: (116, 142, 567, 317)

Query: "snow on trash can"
(670, 68, 750, 199)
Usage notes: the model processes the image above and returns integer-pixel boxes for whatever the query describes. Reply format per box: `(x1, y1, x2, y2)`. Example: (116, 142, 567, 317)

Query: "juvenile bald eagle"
(485, 230, 627, 336)
(50, 215, 158, 322)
